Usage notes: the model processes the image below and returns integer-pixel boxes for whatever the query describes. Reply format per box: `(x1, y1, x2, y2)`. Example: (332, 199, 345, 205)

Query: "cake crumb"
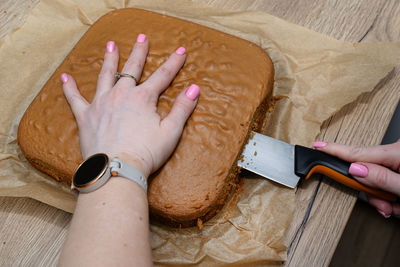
(254, 151, 257, 156)
(253, 142, 256, 146)
(224, 179, 245, 221)
(197, 218, 203, 230)
(250, 132, 255, 138)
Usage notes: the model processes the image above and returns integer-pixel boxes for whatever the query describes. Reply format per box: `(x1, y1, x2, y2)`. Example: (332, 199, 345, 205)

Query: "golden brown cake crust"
(18, 8, 274, 226)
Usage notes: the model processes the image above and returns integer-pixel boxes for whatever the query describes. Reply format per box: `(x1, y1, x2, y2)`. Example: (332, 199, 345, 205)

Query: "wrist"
(114, 152, 150, 178)
(81, 150, 151, 178)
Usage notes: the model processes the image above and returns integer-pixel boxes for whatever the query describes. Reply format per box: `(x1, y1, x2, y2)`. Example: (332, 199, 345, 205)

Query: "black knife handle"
(294, 145, 397, 202)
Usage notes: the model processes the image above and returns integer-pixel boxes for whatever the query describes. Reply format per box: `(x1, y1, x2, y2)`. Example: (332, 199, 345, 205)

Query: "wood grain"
(0, 197, 70, 265)
(286, 67, 400, 266)
(196, 1, 400, 266)
(1, 0, 399, 266)
(283, 1, 400, 265)
(330, 200, 400, 267)
(0, 0, 39, 40)
(194, 0, 384, 40)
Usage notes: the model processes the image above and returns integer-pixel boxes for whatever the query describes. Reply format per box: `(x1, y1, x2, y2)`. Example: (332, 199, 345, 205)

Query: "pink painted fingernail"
(61, 73, 68, 83)
(176, 47, 186, 55)
(137, 34, 146, 43)
(377, 209, 391, 219)
(106, 41, 115, 53)
(185, 84, 200, 100)
(349, 163, 368, 178)
(312, 142, 327, 148)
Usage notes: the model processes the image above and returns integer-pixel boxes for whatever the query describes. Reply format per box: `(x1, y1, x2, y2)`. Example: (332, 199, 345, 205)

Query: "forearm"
(58, 177, 152, 267)
(58, 34, 197, 265)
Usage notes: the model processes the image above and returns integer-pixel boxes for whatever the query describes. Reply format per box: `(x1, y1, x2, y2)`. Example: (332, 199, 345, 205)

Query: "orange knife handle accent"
(305, 165, 397, 202)
(294, 145, 398, 203)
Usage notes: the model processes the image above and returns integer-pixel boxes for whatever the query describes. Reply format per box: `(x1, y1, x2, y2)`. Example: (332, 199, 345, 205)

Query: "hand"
(312, 141, 400, 218)
(61, 34, 199, 178)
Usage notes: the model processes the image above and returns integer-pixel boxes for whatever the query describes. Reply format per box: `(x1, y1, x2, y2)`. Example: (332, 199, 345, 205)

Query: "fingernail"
(176, 46, 186, 55)
(137, 33, 146, 43)
(61, 73, 68, 83)
(185, 84, 200, 100)
(377, 209, 391, 219)
(349, 163, 368, 178)
(312, 141, 327, 148)
(106, 41, 115, 53)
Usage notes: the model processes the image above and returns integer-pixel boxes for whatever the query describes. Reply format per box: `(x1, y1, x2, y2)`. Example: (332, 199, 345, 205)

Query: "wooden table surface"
(1, 0, 399, 266)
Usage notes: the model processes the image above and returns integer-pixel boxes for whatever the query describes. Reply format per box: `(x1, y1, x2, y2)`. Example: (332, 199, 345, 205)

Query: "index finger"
(312, 142, 400, 170)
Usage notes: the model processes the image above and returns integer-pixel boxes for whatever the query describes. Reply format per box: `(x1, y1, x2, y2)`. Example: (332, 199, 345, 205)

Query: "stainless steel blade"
(237, 131, 300, 188)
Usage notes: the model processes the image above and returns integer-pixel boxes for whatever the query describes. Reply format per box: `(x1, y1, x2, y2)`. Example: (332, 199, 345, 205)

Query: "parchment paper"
(0, 0, 399, 265)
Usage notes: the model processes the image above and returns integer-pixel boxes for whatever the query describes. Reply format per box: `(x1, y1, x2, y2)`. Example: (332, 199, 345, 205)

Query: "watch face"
(73, 153, 109, 188)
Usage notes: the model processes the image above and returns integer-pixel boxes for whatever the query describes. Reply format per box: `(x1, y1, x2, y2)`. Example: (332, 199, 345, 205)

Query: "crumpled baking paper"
(0, 0, 399, 265)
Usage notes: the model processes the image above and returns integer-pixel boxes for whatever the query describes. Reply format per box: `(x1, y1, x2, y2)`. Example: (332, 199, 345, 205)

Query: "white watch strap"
(109, 158, 147, 193)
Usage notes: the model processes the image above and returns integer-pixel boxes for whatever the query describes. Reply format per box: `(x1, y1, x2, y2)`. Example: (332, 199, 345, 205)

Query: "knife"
(238, 131, 397, 202)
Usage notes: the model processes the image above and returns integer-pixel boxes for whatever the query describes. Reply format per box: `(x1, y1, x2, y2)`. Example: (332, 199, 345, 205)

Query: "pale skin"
(56, 32, 398, 265)
(313, 140, 400, 218)
(57, 34, 199, 266)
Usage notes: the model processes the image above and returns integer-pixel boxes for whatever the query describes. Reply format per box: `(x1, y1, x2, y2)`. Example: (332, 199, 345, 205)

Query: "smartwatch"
(71, 153, 147, 193)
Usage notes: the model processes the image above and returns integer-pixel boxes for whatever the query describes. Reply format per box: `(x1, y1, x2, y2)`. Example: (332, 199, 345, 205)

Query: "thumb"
(61, 73, 88, 124)
(161, 84, 199, 137)
(312, 142, 400, 170)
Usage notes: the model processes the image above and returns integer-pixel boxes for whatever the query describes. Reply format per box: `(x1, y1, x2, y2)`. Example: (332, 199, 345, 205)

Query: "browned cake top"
(18, 8, 274, 225)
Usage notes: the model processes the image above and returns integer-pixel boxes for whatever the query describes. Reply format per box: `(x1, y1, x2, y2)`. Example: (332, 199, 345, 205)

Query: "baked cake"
(18, 8, 274, 226)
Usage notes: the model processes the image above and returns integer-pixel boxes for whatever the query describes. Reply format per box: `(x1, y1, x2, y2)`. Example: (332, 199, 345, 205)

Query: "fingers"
(365, 195, 400, 218)
(366, 194, 393, 218)
(392, 203, 400, 216)
(61, 73, 89, 123)
(313, 141, 400, 219)
(366, 195, 400, 218)
(312, 142, 400, 170)
(161, 84, 200, 137)
(95, 41, 119, 97)
(142, 47, 186, 103)
(117, 34, 149, 87)
(349, 162, 400, 196)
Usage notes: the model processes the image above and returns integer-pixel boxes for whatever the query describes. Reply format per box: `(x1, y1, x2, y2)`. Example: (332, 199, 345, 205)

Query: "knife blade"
(238, 131, 397, 202)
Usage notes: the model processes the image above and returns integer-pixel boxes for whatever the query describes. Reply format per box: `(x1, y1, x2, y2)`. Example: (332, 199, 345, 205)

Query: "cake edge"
(149, 61, 275, 228)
